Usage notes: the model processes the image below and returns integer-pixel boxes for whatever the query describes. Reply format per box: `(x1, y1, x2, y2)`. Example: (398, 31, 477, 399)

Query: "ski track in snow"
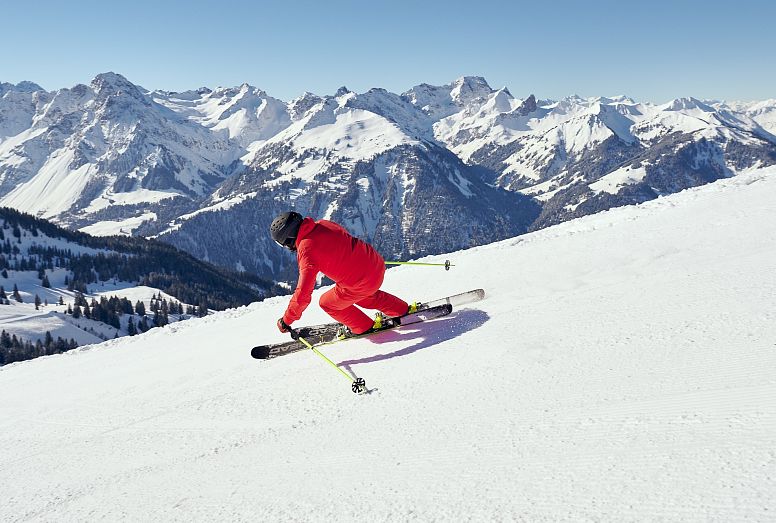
(1, 169, 776, 521)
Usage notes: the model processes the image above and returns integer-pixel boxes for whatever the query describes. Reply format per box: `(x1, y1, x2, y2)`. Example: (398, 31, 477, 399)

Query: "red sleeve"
(282, 250, 318, 325)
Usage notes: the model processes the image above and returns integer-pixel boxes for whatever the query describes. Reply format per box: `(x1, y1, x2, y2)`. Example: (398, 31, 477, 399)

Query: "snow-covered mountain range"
(2, 167, 774, 520)
(1, 74, 774, 278)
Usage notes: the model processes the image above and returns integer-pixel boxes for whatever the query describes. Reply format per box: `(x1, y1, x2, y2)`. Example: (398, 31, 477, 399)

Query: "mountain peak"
(517, 94, 537, 115)
(16, 81, 44, 92)
(1, 81, 44, 96)
(453, 75, 491, 88)
(664, 96, 714, 112)
(90, 72, 145, 99)
(450, 76, 495, 106)
(289, 92, 323, 120)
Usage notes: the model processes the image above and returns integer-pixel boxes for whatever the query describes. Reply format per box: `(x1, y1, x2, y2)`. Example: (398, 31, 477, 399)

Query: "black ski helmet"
(270, 211, 303, 251)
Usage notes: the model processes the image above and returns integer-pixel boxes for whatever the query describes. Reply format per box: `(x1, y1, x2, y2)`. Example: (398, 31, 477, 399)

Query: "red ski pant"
(319, 278, 408, 334)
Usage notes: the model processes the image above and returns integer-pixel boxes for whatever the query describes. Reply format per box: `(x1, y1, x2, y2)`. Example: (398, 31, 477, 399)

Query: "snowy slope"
(2, 167, 774, 520)
(153, 84, 292, 148)
(0, 260, 190, 349)
(0, 211, 270, 355)
(159, 83, 539, 276)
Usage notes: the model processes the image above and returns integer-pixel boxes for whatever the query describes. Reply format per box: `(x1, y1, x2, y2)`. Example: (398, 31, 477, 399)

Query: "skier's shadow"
(338, 309, 489, 367)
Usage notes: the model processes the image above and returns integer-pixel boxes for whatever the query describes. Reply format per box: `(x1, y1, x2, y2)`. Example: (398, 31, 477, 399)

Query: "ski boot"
(335, 324, 353, 340)
(337, 313, 396, 340)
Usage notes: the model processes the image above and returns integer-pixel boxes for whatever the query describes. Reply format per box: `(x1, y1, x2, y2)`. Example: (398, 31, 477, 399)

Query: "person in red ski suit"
(270, 211, 409, 335)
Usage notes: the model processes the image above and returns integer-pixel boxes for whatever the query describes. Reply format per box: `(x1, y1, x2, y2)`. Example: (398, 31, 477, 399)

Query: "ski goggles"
(275, 237, 297, 251)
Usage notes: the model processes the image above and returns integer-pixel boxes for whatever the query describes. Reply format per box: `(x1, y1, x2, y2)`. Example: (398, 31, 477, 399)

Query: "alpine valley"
(1, 73, 775, 283)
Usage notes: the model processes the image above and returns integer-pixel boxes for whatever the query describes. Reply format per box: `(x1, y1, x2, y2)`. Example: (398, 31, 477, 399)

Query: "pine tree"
(41, 274, 51, 288)
(12, 284, 22, 303)
(58, 296, 64, 306)
(74, 291, 86, 307)
(0, 286, 5, 300)
(198, 296, 209, 317)
(161, 300, 169, 324)
(72, 305, 81, 319)
(34, 294, 41, 310)
(127, 317, 137, 336)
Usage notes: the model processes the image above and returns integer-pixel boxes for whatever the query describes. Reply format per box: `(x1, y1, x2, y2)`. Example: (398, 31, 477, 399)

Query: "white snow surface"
(589, 164, 649, 194)
(1, 168, 775, 521)
(153, 84, 292, 148)
(0, 223, 197, 346)
(0, 147, 97, 218)
(79, 212, 158, 236)
(0, 271, 168, 347)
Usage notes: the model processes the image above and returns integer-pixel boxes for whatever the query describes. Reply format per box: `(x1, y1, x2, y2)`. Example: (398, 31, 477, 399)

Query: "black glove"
(277, 317, 291, 333)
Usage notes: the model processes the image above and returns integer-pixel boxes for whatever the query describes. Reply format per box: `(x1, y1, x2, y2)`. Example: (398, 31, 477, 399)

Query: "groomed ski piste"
(2, 167, 775, 522)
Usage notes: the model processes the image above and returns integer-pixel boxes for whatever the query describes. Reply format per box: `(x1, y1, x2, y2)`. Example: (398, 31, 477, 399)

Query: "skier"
(270, 211, 415, 337)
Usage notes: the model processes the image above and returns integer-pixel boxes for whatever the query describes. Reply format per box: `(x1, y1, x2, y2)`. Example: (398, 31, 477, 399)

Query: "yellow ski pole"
(294, 332, 367, 394)
(385, 259, 454, 270)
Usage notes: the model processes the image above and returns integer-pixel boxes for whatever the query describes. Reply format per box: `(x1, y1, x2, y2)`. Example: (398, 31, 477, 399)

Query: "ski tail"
(420, 288, 485, 311)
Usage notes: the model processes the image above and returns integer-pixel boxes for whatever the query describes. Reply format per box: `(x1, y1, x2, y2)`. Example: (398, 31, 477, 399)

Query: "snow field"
(1, 168, 775, 520)
(0, 259, 192, 347)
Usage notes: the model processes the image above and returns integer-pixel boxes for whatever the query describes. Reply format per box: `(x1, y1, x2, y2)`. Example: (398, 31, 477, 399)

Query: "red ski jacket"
(282, 218, 385, 324)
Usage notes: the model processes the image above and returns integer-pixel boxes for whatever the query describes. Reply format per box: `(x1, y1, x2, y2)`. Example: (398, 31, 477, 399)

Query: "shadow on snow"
(337, 308, 489, 367)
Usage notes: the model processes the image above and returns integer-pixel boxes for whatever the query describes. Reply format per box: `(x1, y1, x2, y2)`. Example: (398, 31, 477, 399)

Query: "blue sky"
(2, 0, 774, 102)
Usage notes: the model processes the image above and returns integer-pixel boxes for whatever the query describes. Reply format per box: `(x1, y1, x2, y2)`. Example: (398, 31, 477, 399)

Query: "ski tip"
(251, 346, 270, 359)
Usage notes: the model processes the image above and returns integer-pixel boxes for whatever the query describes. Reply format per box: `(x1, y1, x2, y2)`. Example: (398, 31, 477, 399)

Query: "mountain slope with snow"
(154, 84, 539, 277)
(0, 73, 240, 227)
(0, 207, 282, 362)
(2, 166, 774, 521)
(2, 73, 776, 281)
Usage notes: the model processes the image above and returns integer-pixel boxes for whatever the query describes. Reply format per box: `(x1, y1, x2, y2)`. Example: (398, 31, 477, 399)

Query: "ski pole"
(385, 259, 454, 271)
(293, 331, 367, 394)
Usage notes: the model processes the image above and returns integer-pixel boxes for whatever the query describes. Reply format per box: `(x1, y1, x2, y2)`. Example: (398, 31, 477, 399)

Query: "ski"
(251, 303, 453, 359)
(250, 288, 484, 360)
(302, 288, 483, 335)
(279, 288, 485, 341)
(421, 288, 485, 310)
